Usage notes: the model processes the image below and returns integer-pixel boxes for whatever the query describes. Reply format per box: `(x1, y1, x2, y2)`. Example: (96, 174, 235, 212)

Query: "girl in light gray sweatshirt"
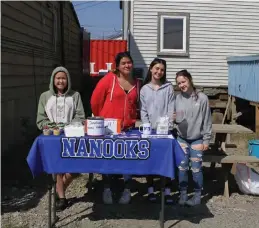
(140, 58, 175, 204)
(174, 69, 212, 207)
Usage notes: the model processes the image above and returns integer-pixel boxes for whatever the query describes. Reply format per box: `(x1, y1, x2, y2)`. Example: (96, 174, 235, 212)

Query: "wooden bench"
(203, 153, 259, 198)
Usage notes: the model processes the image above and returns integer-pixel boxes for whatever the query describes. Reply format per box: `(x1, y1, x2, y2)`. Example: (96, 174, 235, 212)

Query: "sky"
(72, 0, 122, 39)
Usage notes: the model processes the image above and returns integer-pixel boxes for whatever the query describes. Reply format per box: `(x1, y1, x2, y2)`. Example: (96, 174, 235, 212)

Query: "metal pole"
(48, 175, 52, 228)
(123, 0, 129, 40)
(159, 177, 166, 228)
(52, 174, 59, 225)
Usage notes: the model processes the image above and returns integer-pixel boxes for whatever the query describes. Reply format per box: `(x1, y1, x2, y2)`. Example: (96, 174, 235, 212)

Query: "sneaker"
(178, 190, 188, 206)
(119, 189, 131, 204)
(103, 188, 113, 204)
(56, 198, 68, 212)
(185, 192, 201, 206)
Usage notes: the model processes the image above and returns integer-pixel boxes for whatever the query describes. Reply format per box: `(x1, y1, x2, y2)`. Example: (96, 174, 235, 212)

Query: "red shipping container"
(89, 40, 127, 76)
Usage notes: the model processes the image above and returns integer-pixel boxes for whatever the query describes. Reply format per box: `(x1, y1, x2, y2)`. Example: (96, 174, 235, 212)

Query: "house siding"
(1, 1, 82, 156)
(129, 0, 259, 86)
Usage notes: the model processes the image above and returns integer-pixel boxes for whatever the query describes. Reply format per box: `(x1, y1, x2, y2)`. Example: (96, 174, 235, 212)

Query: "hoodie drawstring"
(55, 95, 66, 122)
(110, 75, 116, 101)
(136, 79, 140, 103)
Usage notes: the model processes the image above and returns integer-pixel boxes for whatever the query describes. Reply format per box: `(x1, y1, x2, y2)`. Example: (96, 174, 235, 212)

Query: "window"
(157, 12, 190, 56)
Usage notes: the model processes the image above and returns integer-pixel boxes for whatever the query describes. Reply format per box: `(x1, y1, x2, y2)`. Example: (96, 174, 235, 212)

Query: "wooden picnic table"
(212, 123, 253, 134)
(206, 124, 258, 198)
(211, 124, 253, 152)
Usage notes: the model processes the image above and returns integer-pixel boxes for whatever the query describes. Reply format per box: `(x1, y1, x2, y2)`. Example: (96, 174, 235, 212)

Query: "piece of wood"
(222, 95, 232, 124)
(222, 163, 232, 198)
(224, 171, 229, 198)
(203, 154, 227, 163)
(256, 106, 259, 138)
(219, 94, 229, 101)
(209, 100, 227, 108)
(231, 96, 237, 124)
(212, 124, 253, 134)
(250, 101, 259, 107)
(231, 163, 237, 175)
(221, 155, 259, 164)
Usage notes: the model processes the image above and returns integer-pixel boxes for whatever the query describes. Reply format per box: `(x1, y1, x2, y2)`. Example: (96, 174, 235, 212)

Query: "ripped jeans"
(177, 137, 203, 191)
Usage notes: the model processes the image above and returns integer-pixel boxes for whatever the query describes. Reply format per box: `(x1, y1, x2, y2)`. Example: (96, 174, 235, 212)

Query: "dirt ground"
(2, 133, 259, 228)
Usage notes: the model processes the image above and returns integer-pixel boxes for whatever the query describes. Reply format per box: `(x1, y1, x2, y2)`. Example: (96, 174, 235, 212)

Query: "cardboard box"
(104, 118, 121, 134)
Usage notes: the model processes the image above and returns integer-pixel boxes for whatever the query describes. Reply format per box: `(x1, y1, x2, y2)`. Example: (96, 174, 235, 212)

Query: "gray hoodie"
(36, 66, 85, 130)
(175, 91, 212, 145)
(140, 81, 175, 129)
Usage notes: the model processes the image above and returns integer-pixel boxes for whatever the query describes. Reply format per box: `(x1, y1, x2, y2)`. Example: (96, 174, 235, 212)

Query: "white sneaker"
(102, 188, 113, 204)
(119, 189, 131, 204)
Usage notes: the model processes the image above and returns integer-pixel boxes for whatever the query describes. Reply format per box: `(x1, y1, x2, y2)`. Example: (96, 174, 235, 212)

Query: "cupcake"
(53, 127, 60, 136)
(57, 122, 65, 134)
(43, 126, 51, 135)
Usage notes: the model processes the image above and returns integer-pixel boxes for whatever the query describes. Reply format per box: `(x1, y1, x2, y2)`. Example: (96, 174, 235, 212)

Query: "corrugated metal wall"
(89, 40, 127, 76)
(228, 55, 259, 102)
(1, 1, 83, 158)
(63, 2, 83, 92)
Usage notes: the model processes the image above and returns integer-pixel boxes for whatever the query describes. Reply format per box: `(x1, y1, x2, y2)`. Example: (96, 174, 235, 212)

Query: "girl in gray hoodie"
(140, 58, 175, 204)
(174, 69, 212, 206)
(36, 66, 85, 211)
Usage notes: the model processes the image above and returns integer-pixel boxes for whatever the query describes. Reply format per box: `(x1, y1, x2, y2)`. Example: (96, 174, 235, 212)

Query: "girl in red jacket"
(91, 51, 140, 204)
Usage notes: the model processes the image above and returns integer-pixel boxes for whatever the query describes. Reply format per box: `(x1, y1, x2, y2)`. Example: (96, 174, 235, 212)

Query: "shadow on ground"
(1, 143, 49, 214)
(61, 165, 242, 227)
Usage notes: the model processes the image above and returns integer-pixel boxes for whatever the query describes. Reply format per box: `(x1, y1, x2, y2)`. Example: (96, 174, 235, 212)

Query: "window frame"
(157, 12, 190, 57)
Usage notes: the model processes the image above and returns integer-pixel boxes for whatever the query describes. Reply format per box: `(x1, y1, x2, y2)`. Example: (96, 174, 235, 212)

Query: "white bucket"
(86, 117, 105, 136)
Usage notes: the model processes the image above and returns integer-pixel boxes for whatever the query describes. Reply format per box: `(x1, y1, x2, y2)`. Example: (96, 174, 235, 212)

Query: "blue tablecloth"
(26, 130, 185, 179)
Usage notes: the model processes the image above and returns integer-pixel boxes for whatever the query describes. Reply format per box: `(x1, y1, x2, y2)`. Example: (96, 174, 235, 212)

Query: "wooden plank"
(250, 101, 259, 107)
(209, 100, 227, 108)
(212, 124, 253, 134)
(219, 94, 229, 101)
(221, 155, 259, 163)
(203, 154, 227, 163)
(256, 106, 259, 137)
(231, 96, 237, 124)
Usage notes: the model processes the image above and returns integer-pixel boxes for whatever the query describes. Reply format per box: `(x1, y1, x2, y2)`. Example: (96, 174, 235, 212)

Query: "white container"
(156, 124, 169, 135)
(64, 125, 85, 137)
(87, 117, 105, 136)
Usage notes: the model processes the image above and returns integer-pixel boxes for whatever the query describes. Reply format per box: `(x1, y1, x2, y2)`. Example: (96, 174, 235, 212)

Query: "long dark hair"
(113, 51, 134, 76)
(143, 58, 167, 85)
(175, 69, 198, 100)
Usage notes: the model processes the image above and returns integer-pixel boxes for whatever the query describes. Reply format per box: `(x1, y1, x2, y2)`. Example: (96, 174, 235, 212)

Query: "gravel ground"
(2, 169, 259, 228)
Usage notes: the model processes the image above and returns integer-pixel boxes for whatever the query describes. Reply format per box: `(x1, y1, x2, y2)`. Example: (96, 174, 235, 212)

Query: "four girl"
(37, 53, 212, 209)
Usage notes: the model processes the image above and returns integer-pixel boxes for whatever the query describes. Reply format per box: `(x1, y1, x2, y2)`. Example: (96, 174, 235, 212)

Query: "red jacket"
(90, 72, 140, 129)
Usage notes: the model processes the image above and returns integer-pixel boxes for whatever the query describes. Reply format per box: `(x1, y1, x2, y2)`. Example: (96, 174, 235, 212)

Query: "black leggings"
(146, 175, 172, 189)
(103, 174, 131, 189)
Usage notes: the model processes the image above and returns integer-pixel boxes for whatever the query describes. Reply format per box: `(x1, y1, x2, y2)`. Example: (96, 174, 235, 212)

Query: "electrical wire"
(73, 1, 97, 7)
(76, 1, 108, 12)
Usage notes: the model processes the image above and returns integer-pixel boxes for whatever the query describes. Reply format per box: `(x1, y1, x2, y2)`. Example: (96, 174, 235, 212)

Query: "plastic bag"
(156, 116, 169, 135)
(234, 163, 259, 195)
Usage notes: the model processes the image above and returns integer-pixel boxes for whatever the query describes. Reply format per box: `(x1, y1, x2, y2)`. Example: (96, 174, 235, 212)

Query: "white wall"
(129, 0, 259, 86)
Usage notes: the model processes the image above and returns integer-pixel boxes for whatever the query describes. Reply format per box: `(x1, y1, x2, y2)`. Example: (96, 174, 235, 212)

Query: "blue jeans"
(177, 137, 203, 191)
